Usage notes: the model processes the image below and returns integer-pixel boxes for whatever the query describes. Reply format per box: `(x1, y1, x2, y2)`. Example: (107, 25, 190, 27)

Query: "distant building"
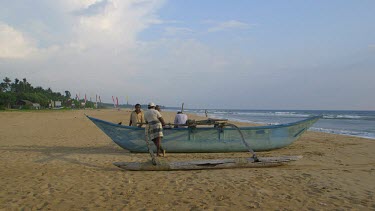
(16, 100, 41, 109)
(32, 103, 41, 110)
(49, 100, 62, 108)
(16, 100, 33, 108)
(54, 101, 62, 108)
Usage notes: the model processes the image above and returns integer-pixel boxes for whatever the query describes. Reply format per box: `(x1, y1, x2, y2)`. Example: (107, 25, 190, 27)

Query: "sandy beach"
(0, 109, 374, 210)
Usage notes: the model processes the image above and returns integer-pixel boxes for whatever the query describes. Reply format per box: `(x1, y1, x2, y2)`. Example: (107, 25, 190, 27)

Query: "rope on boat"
(185, 119, 259, 161)
(144, 125, 157, 165)
(223, 123, 259, 162)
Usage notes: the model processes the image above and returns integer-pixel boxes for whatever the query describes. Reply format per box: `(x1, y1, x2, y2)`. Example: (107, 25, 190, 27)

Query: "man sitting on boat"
(174, 111, 188, 128)
(129, 103, 144, 127)
(144, 102, 166, 157)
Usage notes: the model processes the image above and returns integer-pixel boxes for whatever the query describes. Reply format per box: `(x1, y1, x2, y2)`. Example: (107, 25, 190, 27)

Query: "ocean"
(165, 108, 375, 140)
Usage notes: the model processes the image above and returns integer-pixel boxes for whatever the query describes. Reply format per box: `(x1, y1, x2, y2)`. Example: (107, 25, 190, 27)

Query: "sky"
(0, 0, 374, 110)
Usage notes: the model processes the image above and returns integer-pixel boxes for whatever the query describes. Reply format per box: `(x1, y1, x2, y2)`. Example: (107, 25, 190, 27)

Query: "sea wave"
(322, 114, 375, 120)
(210, 110, 311, 118)
(310, 127, 375, 139)
(208, 110, 374, 120)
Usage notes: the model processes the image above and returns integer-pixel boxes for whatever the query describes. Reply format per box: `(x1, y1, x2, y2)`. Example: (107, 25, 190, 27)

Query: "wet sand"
(0, 109, 374, 210)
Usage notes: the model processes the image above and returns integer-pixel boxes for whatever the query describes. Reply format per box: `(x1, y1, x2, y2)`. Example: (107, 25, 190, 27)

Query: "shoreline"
(1, 109, 374, 210)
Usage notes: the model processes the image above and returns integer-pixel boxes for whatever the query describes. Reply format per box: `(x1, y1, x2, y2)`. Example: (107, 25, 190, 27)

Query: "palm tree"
(20, 78, 26, 91)
(1, 77, 11, 92)
(65, 90, 71, 99)
(4, 77, 11, 84)
(12, 78, 20, 93)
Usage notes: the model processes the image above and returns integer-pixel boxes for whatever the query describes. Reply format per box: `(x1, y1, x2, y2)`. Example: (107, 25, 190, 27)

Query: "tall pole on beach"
(181, 103, 184, 113)
(95, 94, 98, 109)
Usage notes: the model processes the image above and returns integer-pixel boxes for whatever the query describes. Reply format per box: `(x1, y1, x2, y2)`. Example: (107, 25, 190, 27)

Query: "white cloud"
(0, 22, 36, 58)
(207, 20, 250, 32)
(1, 0, 165, 57)
(0, 0, 166, 102)
(57, 0, 105, 12)
(69, 0, 165, 49)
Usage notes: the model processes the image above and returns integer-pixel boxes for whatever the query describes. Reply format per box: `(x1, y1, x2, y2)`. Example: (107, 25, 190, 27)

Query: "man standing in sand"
(144, 102, 166, 157)
(129, 104, 144, 127)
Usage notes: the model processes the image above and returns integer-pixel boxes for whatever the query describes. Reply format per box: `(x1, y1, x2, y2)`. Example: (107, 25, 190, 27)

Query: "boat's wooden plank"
(113, 155, 302, 171)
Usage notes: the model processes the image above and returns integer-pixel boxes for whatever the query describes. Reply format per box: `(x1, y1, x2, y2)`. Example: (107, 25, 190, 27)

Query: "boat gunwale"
(85, 115, 321, 131)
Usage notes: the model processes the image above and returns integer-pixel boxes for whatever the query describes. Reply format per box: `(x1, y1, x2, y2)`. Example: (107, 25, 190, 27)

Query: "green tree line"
(0, 77, 72, 110)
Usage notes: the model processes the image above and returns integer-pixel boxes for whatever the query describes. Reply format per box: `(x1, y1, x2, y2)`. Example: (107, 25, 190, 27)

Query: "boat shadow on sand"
(0, 145, 132, 171)
(1, 144, 304, 171)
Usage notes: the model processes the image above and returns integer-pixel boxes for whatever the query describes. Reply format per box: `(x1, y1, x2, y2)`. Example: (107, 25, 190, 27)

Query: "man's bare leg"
(157, 137, 161, 156)
(152, 138, 160, 156)
(161, 138, 166, 157)
(153, 137, 165, 157)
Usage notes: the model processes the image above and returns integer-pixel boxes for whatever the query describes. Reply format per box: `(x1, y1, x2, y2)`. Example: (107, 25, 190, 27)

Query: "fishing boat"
(86, 115, 320, 153)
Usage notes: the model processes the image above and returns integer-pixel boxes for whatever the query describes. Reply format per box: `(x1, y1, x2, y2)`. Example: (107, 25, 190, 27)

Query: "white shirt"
(144, 109, 162, 123)
(174, 113, 188, 127)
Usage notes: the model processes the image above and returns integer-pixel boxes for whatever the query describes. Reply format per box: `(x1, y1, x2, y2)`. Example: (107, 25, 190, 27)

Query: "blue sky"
(0, 0, 374, 110)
